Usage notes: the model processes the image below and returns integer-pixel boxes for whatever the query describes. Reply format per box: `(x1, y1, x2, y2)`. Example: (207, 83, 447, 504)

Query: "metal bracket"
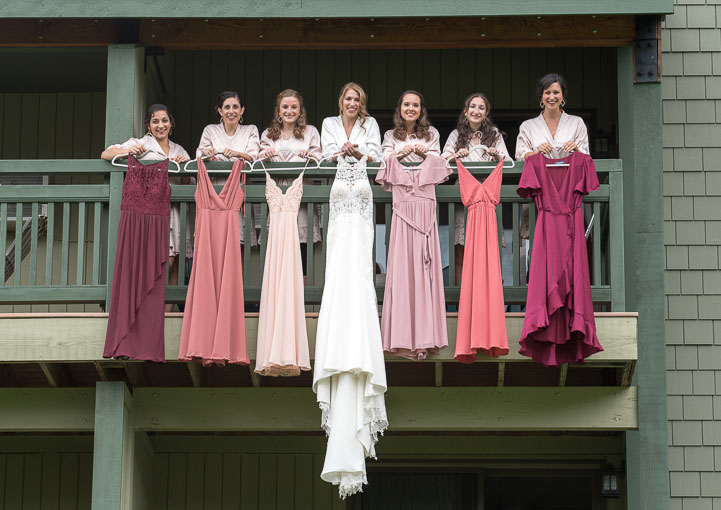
(634, 15, 661, 83)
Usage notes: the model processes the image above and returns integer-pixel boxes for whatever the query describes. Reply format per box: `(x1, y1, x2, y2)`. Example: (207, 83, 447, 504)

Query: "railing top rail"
(0, 158, 623, 176)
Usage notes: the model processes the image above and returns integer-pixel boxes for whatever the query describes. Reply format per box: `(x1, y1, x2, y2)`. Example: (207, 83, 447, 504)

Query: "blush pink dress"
(376, 154, 451, 360)
(255, 171, 311, 376)
(455, 158, 509, 362)
(517, 151, 602, 366)
(179, 159, 249, 366)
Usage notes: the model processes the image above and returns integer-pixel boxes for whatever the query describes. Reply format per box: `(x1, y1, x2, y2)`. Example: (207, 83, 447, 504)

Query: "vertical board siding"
(149, 453, 345, 510)
(156, 48, 617, 158)
(0, 453, 92, 510)
(0, 92, 106, 160)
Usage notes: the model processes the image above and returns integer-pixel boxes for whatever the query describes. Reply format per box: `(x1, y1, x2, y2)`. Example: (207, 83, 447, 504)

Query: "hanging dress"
(313, 156, 388, 499)
(455, 158, 509, 362)
(179, 159, 249, 366)
(376, 154, 451, 360)
(104, 155, 169, 362)
(255, 171, 311, 377)
(517, 151, 602, 366)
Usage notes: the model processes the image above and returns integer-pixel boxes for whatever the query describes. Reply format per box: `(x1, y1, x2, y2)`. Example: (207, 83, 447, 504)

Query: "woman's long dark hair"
(454, 93, 501, 152)
(392, 90, 432, 141)
(145, 104, 175, 133)
(266, 89, 308, 141)
(215, 91, 243, 120)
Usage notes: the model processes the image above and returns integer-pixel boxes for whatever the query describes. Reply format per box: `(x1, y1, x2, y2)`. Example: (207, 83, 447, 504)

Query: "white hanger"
(247, 149, 319, 173)
(183, 155, 238, 174)
(540, 143, 572, 167)
(111, 153, 181, 173)
(318, 151, 387, 169)
(445, 145, 516, 170)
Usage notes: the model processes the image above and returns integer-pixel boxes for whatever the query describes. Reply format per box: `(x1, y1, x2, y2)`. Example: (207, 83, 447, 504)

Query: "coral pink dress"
(376, 154, 451, 360)
(179, 159, 249, 366)
(517, 151, 602, 366)
(455, 158, 509, 362)
(255, 171, 311, 376)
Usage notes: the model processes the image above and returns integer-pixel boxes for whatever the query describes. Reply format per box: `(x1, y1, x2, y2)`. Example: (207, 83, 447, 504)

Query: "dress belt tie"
(392, 206, 435, 272)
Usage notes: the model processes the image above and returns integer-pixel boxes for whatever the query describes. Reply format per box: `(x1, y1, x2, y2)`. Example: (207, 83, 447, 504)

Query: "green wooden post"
(104, 44, 145, 308)
(617, 46, 668, 510)
(91, 381, 134, 510)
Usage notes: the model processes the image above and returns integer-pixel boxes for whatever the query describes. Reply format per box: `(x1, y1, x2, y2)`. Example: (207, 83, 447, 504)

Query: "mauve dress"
(376, 154, 451, 360)
(179, 159, 249, 366)
(517, 151, 602, 366)
(104, 156, 169, 362)
(455, 158, 509, 362)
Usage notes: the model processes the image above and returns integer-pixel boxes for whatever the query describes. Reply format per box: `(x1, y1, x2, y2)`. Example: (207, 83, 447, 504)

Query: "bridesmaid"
(515, 73, 589, 160)
(259, 89, 323, 248)
(382, 90, 441, 161)
(442, 93, 511, 284)
(196, 91, 260, 246)
(101, 104, 191, 308)
(320, 82, 382, 162)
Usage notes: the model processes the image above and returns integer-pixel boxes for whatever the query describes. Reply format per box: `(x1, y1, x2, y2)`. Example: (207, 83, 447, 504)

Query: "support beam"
(617, 45, 669, 510)
(0, 388, 95, 431)
(132, 387, 638, 432)
(104, 44, 145, 308)
(91, 381, 134, 510)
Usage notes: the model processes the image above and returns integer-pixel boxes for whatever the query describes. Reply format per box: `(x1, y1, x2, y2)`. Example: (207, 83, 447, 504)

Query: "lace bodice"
(329, 156, 373, 225)
(265, 172, 304, 213)
(121, 155, 171, 215)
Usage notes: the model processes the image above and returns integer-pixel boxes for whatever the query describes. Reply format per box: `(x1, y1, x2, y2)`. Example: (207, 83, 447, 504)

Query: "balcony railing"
(0, 158, 625, 312)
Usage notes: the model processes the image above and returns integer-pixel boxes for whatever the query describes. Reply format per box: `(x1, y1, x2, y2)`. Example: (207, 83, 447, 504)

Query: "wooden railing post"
(103, 44, 145, 308)
(609, 168, 626, 312)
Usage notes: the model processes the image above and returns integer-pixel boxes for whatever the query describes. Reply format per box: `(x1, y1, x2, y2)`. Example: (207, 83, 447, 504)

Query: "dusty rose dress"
(179, 159, 249, 366)
(455, 158, 509, 362)
(255, 171, 311, 376)
(376, 154, 451, 360)
(517, 151, 602, 366)
(104, 156, 169, 362)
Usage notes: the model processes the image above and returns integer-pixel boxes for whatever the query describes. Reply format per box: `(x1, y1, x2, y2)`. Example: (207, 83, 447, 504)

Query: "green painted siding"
(0, 452, 93, 509)
(662, 0, 721, 508)
(151, 453, 344, 510)
(158, 48, 618, 159)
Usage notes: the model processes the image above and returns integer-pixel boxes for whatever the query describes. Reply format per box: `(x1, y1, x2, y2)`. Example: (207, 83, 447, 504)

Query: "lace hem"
(338, 472, 368, 499)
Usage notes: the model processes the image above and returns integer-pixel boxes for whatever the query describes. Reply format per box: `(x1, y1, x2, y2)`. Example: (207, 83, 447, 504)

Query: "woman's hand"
(455, 148, 470, 158)
(172, 154, 189, 163)
(341, 142, 361, 159)
(486, 146, 501, 159)
(262, 147, 277, 160)
(298, 149, 309, 159)
(561, 141, 578, 153)
(536, 142, 554, 156)
(413, 144, 428, 157)
(202, 147, 217, 158)
(129, 144, 146, 157)
(221, 148, 239, 159)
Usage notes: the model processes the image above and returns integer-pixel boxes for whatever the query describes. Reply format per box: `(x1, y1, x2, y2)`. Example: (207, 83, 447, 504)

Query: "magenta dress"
(376, 154, 451, 360)
(179, 159, 249, 366)
(517, 151, 602, 366)
(104, 156, 169, 362)
(455, 158, 509, 362)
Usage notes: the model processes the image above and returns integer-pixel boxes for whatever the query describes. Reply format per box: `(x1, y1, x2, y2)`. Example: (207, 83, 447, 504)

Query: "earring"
(560, 99, 566, 107)
(539, 102, 545, 109)
(238, 115, 244, 124)
(278, 115, 282, 124)
(464, 117, 470, 126)
(146, 129, 152, 137)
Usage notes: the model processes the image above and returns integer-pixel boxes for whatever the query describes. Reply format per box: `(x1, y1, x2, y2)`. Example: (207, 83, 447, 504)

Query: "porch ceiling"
(0, 16, 637, 49)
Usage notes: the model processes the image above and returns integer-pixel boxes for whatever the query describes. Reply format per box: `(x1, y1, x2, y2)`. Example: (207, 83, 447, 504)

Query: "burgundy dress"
(517, 151, 602, 366)
(104, 156, 170, 362)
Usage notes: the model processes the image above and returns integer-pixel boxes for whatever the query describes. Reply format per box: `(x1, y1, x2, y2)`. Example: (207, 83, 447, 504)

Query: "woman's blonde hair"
(266, 89, 308, 141)
(337, 82, 369, 131)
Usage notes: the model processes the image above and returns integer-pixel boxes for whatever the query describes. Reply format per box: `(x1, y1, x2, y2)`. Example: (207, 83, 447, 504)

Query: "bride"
(312, 155, 388, 498)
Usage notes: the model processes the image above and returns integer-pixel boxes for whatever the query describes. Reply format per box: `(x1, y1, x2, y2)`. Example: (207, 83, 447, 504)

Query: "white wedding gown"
(313, 156, 388, 498)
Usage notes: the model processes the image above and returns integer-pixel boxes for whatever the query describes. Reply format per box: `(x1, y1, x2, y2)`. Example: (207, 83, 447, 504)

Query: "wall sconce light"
(601, 463, 621, 498)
